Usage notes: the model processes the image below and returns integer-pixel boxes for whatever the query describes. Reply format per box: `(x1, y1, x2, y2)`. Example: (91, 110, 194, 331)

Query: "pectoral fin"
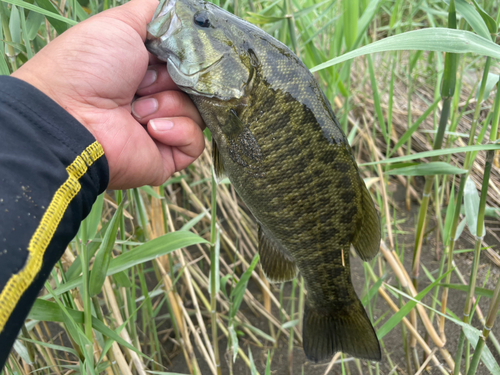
(212, 138, 226, 183)
(351, 180, 381, 261)
(221, 110, 263, 168)
(258, 225, 297, 283)
(222, 109, 246, 138)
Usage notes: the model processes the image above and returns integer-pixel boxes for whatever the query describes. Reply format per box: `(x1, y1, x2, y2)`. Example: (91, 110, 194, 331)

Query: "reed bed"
(1, 0, 500, 374)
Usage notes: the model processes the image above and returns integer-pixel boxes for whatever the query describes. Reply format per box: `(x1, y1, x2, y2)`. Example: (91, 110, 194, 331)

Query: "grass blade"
(386, 162, 465, 176)
(311, 28, 500, 72)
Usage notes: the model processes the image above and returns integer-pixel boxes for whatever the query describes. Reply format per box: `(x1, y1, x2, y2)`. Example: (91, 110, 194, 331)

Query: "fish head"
(146, 0, 256, 100)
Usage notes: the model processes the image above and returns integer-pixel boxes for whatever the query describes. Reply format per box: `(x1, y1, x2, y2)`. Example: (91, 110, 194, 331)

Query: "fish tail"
(302, 298, 381, 362)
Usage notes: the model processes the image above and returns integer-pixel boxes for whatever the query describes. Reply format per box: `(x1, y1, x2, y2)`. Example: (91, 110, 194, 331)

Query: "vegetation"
(1, 0, 500, 373)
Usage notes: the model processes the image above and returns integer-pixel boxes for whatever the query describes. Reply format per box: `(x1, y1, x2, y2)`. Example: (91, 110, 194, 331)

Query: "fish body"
(146, 0, 381, 362)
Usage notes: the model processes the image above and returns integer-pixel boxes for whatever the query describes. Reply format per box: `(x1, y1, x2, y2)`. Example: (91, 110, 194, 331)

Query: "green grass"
(2, 0, 500, 374)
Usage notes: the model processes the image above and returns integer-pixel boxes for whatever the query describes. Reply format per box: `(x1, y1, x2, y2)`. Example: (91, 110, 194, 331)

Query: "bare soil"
(167, 179, 500, 375)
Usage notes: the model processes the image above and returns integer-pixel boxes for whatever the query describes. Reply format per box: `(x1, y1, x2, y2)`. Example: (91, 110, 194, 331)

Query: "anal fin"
(258, 225, 297, 283)
(351, 179, 381, 261)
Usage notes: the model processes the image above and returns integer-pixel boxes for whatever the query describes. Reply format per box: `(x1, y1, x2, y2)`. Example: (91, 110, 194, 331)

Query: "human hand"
(11, 0, 205, 189)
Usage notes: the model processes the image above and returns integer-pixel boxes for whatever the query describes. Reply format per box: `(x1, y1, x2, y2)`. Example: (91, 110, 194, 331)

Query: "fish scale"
(146, 0, 382, 362)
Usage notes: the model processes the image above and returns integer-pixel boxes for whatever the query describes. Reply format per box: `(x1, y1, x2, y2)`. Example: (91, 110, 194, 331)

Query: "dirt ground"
(166, 179, 500, 375)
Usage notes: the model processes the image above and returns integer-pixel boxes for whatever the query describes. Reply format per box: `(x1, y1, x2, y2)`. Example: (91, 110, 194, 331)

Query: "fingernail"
(132, 98, 158, 118)
(138, 69, 157, 89)
(151, 118, 174, 131)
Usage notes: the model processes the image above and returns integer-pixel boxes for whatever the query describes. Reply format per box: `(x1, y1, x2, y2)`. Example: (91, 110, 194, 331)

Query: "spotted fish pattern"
(146, 0, 382, 362)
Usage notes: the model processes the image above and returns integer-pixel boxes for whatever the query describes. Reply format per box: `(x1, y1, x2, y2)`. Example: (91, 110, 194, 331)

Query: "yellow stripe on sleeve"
(0, 141, 105, 332)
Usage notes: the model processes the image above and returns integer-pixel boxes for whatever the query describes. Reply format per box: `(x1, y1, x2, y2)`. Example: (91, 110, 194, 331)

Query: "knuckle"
(163, 90, 187, 112)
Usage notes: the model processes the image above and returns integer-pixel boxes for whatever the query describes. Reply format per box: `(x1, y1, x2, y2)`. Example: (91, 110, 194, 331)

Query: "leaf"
(235, 320, 275, 343)
(208, 229, 220, 295)
(454, 217, 467, 241)
(73, 0, 89, 21)
(248, 348, 258, 375)
(385, 162, 466, 176)
(180, 212, 205, 231)
(1, 0, 77, 27)
(293, 0, 330, 19)
(13, 340, 32, 364)
(28, 299, 151, 360)
(0, 13, 10, 75)
(43, 283, 90, 350)
(389, 97, 441, 157)
(377, 268, 452, 340)
(464, 176, 485, 237)
(470, 0, 497, 36)
(89, 201, 124, 297)
(246, 12, 286, 24)
(353, 0, 384, 50)
(163, 174, 187, 186)
(9, 5, 21, 45)
(33, 0, 68, 34)
(311, 28, 500, 72)
(3, 40, 25, 53)
(66, 222, 109, 280)
(450, 0, 491, 40)
(477, 73, 499, 102)
(347, 121, 358, 146)
(282, 319, 299, 329)
(229, 324, 239, 362)
(343, 0, 358, 51)
(443, 183, 456, 246)
(220, 274, 232, 299)
(107, 231, 208, 275)
(361, 266, 384, 306)
(462, 326, 500, 375)
(265, 351, 271, 375)
(230, 254, 259, 319)
(439, 284, 494, 298)
(139, 185, 162, 199)
(84, 192, 105, 241)
(367, 54, 387, 142)
(360, 144, 500, 166)
(113, 271, 132, 288)
(19, 337, 78, 357)
(19, 6, 33, 58)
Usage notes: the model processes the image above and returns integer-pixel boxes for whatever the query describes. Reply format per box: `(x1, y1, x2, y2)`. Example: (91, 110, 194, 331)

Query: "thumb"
(100, 0, 160, 41)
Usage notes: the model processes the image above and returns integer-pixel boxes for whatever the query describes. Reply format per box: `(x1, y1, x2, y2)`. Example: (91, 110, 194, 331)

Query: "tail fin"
(302, 299, 381, 362)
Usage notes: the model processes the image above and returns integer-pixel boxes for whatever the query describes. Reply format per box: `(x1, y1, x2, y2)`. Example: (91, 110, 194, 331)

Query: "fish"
(146, 0, 382, 362)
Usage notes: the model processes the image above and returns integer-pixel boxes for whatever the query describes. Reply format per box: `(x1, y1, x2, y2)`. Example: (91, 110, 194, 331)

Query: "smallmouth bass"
(146, 0, 381, 362)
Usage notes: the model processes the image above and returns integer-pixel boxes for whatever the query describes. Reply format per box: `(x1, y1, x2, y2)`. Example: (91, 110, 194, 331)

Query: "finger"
(137, 64, 178, 95)
(132, 90, 205, 129)
(148, 117, 206, 172)
(149, 53, 164, 65)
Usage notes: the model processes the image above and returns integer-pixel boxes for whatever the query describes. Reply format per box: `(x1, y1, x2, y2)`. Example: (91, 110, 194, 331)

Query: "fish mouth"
(146, 0, 221, 78)
(168, 53, 223, 77)
(146, 0, 177, 41)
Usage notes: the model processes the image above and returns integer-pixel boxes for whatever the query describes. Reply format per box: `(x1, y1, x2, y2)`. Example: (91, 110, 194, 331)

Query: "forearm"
(0, 76, 109, 368)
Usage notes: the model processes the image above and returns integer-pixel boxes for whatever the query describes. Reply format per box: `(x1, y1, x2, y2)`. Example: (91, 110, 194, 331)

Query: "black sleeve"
(0, 76, 109, 369)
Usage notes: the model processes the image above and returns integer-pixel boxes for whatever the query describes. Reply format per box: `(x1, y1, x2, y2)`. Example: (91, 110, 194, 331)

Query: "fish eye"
(194, 11, 211, 28)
